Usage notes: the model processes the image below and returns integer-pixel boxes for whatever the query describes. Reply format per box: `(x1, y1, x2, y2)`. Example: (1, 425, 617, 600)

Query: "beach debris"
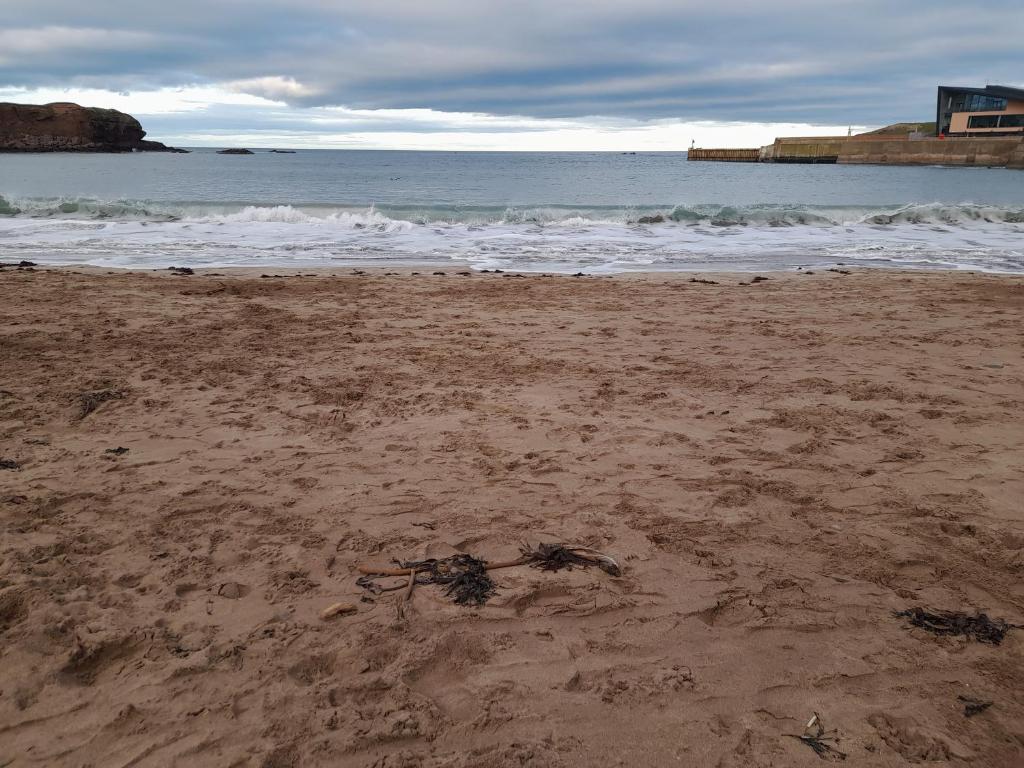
(357, 542, 620, 606)
(77, 388, 124, 419)
(433, 271, 446, 275)
(572, 272, 587, 277)
(689, 278, 718, 285)
(167, 266, 194, 275)
(362, 555, 495, 608)
(828, 268, 851, 275)
(520, 543, 622, 577)
(751, 275, 770, 283)
(457, 271, 471, 276)
(355, 575, 387, 595)
(0, 260, 37, 268)
(958, 695, 993, 717)
(320, 602, 358, 620)
(105, 446, 129, 456)
(0, 459, 20, 470)
(402, 554, 495, 606)
(789, 712, 847, 761)
(895, 607, 1019, 645)
(396, 570, 417, 619)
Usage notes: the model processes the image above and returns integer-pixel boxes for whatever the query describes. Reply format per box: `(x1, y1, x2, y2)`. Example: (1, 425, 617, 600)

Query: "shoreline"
(2, 266, 1022, 766)
(6, 262, 1023, 278)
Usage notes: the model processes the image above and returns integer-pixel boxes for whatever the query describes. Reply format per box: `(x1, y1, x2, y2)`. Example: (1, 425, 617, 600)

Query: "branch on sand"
(356, 543, 620, 606)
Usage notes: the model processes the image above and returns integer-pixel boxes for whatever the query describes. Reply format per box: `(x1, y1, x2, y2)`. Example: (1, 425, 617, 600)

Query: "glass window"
(968, 115, 1000, 128)
(966, 94, 1007, 111)
(998, 114, 1024, 128)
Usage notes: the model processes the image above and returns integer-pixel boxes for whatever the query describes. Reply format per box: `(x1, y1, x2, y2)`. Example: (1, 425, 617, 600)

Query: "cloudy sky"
(1, 0, 1021, 149)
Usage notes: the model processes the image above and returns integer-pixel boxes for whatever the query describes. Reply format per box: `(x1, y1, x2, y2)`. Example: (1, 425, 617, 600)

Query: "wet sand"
(1, 266, 1023, 767)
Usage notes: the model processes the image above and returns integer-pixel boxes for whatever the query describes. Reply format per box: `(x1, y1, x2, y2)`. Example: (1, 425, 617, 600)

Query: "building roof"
(937, 84, 1024, 101)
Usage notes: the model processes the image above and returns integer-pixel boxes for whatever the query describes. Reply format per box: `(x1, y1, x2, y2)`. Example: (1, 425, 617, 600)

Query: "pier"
(686, 148, 760, 162)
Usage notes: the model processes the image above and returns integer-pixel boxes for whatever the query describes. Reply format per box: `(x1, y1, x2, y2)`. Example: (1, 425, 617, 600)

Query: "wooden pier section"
(687, 148, 760, 162)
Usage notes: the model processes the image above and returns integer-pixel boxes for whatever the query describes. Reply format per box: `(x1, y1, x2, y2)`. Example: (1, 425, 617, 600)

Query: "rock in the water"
(0, 102, 185, 153)
(217, 148, 255, 155)
(637, 214, 666, 224)
(137, 139, 189, 153)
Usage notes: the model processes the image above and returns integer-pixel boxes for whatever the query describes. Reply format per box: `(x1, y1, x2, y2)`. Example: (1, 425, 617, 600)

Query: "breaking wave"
(2, 195, 1023, 273)
(2, 195, 1024, 228)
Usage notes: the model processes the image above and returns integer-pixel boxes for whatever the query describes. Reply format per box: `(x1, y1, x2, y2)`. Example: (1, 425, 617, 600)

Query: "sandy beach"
(1, 265, 1022, 767)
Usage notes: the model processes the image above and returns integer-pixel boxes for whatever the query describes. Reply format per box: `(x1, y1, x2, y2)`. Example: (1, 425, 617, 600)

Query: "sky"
(1, 0, 1021, 150)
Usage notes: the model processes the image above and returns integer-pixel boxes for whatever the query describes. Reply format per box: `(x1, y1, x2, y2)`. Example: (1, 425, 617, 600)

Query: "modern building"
(936, 85, 1024, 137)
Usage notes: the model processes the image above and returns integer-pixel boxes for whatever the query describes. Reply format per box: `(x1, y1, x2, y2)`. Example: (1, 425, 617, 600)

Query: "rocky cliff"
(0, 102, 185, 152)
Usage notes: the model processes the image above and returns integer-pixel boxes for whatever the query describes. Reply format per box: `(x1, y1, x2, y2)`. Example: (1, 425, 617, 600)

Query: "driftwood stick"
(396, 569, 416, 620)
(320, 602, 357, 620)
(358, 558, 526, 577)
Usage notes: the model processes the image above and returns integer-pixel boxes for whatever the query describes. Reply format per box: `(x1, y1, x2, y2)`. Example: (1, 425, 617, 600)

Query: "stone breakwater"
(0, 102, 185, 152)
(691, 134, 1023, 168)
(766, 135, 1024, 168)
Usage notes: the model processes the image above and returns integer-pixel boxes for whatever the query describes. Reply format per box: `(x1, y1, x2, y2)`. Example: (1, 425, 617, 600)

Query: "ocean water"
(1, 149, 1023, 273)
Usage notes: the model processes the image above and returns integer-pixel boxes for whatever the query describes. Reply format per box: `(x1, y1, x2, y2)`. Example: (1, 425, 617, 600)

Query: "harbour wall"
(836, 136, 1023, 167)
(690, 135, 1023, 168)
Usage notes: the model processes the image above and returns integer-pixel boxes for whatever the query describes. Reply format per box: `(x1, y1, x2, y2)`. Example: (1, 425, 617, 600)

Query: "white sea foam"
(1, 197, 1022, 273)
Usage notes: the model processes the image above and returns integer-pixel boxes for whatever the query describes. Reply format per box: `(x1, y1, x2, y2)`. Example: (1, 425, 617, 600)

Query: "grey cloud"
(2, 1, 1022, 125)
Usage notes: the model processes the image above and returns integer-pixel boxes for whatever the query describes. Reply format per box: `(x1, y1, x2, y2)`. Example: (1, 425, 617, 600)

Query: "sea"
(1, 149, 1023, 273)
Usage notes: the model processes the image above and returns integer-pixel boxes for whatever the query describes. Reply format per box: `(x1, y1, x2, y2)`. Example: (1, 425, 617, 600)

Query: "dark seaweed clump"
(521, 542, 621, 576)
(896, 607, 1018, 645)
(399, 554, 496, 606)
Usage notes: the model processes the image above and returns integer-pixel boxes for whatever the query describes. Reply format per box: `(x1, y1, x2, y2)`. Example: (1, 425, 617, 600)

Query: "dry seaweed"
(358, 543, 620, 607)
(520, 543, 622, 577)
(789, 713, 846, 761)
(396, 554, 497, 606)
(78, 389, 124, 419)
(958, 695, 993, 717)
(895, 607, 1019, 645)
(0, 458, 20, 470)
